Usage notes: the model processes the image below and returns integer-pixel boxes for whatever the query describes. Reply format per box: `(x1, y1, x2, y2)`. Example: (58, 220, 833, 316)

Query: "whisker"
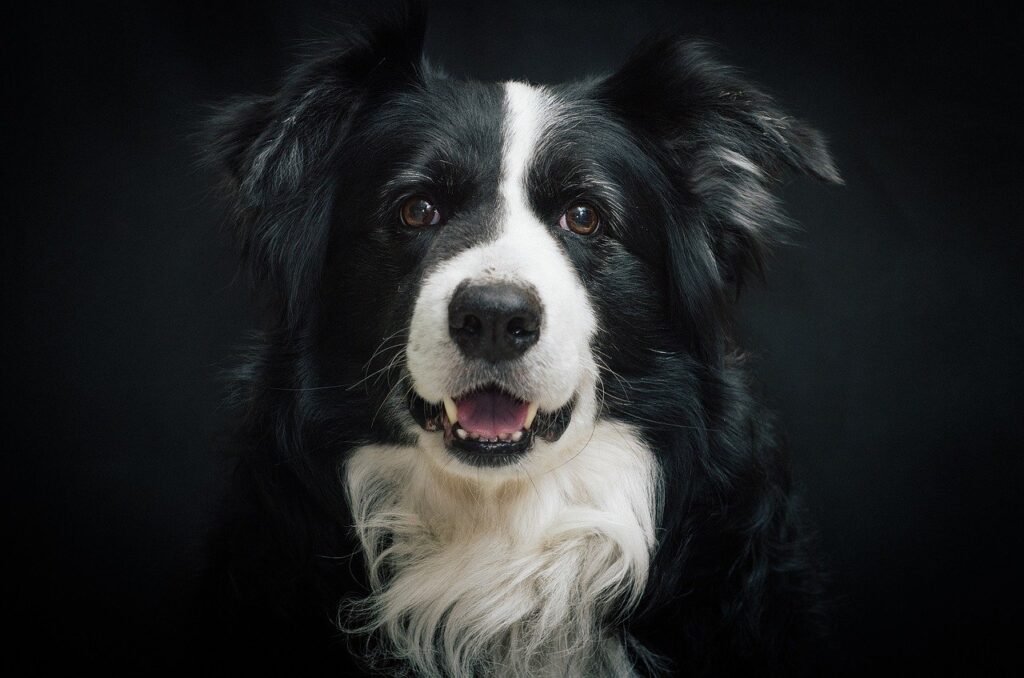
(370, 374, 410, 428)
(516, 458, 542, 501)
(541, 414, 601, 476)
(346, 354, 405, 392)
(269, 327, 410, 393)
(377, 350, 408, 390)
(362, 326, 409, 371)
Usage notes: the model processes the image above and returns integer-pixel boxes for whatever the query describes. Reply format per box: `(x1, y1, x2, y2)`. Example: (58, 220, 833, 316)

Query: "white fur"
(715, 147, 763, 179)
(343, 421, 660, 677)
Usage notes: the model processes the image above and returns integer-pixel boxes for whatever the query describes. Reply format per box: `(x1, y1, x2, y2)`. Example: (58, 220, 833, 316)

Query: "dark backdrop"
(5, 1, 1021, 674)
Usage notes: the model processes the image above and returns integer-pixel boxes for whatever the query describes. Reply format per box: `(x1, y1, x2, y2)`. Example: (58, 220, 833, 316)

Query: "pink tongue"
(456, 389, 529, 438)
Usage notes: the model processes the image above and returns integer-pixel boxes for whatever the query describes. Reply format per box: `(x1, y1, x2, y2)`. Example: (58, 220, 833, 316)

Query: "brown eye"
(400, 196, 441, 228)
(559, 203, 600, 235)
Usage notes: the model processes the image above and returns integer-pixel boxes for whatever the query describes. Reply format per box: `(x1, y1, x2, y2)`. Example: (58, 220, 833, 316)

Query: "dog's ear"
(204, 2, 427, 324)
(596, 37, 840, 357)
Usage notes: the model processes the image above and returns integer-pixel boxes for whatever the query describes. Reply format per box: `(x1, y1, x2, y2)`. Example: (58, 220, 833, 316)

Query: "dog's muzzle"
(405, 278, 577, 466)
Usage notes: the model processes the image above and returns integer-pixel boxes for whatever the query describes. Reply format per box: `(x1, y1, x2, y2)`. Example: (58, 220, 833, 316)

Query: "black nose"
(448, 281, 542, 362)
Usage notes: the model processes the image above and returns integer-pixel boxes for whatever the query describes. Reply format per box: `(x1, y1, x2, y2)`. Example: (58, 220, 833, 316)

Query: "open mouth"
(407, 384, 575, 466)
(442, 387, 536, 452)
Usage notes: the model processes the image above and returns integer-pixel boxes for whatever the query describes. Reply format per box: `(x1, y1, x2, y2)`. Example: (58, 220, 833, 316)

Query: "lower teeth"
(452, 428, 526, 444)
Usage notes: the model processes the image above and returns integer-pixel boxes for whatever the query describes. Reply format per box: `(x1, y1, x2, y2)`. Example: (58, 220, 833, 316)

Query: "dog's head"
(207, 5, 839, 477)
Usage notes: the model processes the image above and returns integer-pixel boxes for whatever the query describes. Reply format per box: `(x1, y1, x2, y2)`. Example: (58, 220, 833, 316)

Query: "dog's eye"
(559, 203, 600, 235)
(400, 196, 442, 228)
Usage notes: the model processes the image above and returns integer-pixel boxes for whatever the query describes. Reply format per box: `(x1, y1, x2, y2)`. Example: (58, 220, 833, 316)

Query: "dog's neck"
(343, 420, 660, 677)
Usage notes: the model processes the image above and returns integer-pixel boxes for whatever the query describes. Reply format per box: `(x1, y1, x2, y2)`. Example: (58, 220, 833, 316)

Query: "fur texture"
(201, 4, 840, 676)
(343, 421, 657, 677)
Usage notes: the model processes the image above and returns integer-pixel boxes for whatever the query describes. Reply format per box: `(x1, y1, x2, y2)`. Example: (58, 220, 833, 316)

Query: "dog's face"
(208, 8, 838, 478)
(329, 79, 612, 475)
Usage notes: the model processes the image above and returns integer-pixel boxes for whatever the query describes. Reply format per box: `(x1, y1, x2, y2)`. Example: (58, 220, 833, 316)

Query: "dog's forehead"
(407, 79, 642, 195)
(381, 78, 591, 178)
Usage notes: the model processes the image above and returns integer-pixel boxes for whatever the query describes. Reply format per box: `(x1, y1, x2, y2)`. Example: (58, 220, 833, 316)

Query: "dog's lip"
(442, 409, 535, 459)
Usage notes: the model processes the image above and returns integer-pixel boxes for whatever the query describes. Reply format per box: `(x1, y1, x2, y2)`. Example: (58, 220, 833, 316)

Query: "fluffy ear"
(204, 2, 427, 324)
(596, 37, 840, 357)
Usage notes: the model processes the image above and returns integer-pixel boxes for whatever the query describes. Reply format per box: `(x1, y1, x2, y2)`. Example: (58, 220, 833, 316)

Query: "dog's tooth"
(456, 428, 468, 440)
(499, 433, 510, 441)
(511, 430, 523, 442)
(469, 431, 479, 440)
(442, 396, 458, 425)
(524, 402, 539, 430)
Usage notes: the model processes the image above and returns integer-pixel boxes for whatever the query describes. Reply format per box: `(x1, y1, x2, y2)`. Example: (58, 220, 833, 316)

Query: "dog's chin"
(406, 385, 576, 468)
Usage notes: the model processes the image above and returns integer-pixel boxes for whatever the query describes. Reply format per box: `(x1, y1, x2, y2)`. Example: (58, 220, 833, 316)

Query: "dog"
(202, 3, 840, 676)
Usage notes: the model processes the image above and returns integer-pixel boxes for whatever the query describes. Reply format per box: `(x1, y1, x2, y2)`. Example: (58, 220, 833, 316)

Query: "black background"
(5, 1, 1022, 674)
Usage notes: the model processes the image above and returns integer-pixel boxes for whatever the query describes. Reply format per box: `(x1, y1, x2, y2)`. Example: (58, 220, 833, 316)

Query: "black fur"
(201, 4, 840, 675)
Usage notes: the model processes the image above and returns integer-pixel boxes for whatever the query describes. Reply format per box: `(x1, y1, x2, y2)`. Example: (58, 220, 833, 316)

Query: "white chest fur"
(343, 421, 661, 677)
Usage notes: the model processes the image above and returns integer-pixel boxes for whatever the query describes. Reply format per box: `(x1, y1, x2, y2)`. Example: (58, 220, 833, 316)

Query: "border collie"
(203, 4, 840, 676)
